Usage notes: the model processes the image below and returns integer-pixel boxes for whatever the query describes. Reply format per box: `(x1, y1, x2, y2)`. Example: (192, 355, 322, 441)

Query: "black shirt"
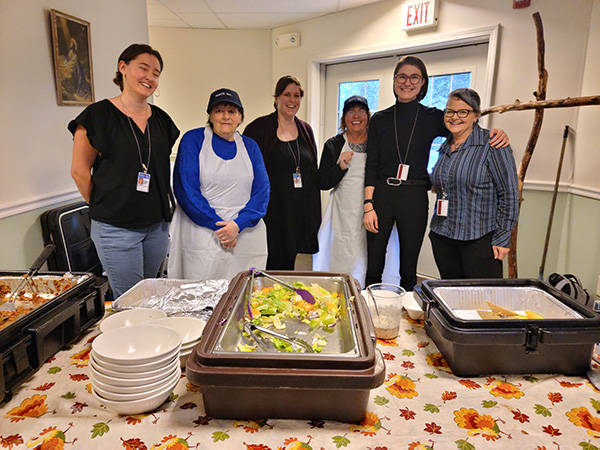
(365, 100, 447, 186)
(68, 99, 179, 228)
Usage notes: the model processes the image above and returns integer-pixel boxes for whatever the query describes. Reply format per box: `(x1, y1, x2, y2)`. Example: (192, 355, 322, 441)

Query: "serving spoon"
(250, 268, 315, 304)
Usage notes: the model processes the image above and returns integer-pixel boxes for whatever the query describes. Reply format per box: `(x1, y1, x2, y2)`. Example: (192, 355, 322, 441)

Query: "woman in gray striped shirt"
(429, 88, 519, 279)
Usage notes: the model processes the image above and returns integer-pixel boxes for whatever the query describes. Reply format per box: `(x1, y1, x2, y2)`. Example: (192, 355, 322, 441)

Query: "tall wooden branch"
(504, 12, 548, 279)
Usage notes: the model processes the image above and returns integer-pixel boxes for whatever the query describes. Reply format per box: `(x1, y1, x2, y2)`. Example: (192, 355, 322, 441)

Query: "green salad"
(240, 282, 342, 353)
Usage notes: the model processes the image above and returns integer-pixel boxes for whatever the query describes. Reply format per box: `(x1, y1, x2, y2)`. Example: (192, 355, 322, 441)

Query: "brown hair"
(113, 44, 164, 91)
(273, 75, 304, 110)
(393, 55, 429, 102)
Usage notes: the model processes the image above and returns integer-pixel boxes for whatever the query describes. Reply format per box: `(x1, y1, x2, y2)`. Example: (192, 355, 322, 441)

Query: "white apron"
(168, 128, 267, 281)
(313, 136, 367, 284)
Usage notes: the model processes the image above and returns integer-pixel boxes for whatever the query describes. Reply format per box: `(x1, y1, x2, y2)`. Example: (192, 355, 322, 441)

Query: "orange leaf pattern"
(0, 309, 598, 448)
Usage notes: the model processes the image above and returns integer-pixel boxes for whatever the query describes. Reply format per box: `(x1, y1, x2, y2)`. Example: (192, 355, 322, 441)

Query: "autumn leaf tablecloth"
(2, 308, 600, 450)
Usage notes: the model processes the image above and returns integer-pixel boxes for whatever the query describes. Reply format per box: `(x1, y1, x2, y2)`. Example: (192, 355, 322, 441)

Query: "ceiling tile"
(148, 17, 192, 28)
(204, 0, 338, 14)
(158, 0, 212, 13)
(177, 13, 226, 28)
(147, 3, 181, 20)
(217, 13, 320, 29)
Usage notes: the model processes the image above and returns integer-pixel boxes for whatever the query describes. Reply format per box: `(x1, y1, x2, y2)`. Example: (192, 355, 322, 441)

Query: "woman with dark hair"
(363, 55, 509, 291)
(244, 76, 320, 270)
(168, 88, 269, 280)
(69, 43, 179, 298)
(429, 88, 518, 278)
(313, 95, 371, 286)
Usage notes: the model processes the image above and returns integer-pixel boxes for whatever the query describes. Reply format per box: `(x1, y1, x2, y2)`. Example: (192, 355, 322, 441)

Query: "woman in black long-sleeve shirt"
(363, 55, 508, 291)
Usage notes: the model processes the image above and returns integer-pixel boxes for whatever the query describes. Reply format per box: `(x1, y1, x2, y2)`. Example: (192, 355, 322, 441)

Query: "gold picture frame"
(50, 9, 95, 106)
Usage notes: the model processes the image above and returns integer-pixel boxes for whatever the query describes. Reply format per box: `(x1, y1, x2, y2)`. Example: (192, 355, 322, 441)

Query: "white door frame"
(306, 25, 500, 146)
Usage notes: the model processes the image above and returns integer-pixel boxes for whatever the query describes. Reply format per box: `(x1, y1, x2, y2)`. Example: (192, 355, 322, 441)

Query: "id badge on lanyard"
(137, 172, 151, 193)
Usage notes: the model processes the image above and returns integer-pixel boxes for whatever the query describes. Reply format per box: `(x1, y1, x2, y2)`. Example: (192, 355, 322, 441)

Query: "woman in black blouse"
(69, 44, 179, 298)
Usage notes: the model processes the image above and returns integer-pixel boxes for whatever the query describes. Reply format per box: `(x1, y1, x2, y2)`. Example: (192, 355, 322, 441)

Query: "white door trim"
(306, 24, 500, 146)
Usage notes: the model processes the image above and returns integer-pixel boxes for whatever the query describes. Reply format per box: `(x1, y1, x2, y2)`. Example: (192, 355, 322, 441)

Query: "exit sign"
(401, 0, 438, 31)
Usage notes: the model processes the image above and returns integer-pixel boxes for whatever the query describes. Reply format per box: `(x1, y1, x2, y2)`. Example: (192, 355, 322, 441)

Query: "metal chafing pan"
(190, 270, 377, 370)
(416, 278, 600, 376)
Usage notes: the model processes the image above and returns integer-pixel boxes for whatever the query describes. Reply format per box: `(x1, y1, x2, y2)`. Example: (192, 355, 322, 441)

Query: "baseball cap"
(343, 95, 369, 113)
(207, 88, 243, 113)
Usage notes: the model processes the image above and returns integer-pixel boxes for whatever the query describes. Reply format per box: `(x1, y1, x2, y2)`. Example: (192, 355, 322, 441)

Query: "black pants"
(365, 183, 429, 291)
(429, 231, 503, 279)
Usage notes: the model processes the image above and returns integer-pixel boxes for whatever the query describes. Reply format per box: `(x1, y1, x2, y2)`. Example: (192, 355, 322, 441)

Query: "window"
(337, 80, 379, 132)
(422, 72, 471, 172)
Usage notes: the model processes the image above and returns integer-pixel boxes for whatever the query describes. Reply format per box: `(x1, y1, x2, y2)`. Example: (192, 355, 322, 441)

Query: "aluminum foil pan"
(112, 278, 229, 322)
(432, 286, 583, 321)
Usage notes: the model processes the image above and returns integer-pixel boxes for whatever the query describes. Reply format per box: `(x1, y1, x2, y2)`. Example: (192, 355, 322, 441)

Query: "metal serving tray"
(192, 271, 377, 370)
(213, 273, 360, 356)
(431, 286, 583, 321)
(112, 278, 229, 322)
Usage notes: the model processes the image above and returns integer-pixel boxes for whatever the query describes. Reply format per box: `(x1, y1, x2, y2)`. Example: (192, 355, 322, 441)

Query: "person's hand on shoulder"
(489, 128, 510, 148)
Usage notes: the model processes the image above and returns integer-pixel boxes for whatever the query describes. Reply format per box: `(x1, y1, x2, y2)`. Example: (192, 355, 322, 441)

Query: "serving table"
(1, 302, 599, 449)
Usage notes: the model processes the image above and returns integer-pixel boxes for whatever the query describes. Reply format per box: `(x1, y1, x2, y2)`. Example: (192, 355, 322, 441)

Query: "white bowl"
(180, 339, 201, 352)
(90, 365, 180, 394)
(100, 308, 167, 333)
(92, 325, 182, 365)
(89, 352, 179, 380)
(152, 316, 205, 344)
(92, 374, 180, 415)
(91, 349, 179, 373)
(403, 292, 424, 320)
(92, 367, 181, 401)
(89, 358, 179, 387)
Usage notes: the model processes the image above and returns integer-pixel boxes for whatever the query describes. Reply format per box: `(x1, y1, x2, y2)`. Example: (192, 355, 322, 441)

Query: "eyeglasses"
(212, 107, 240, 116)
(394, 74, 423, 85)
(346, 108, 368, 117)
(443, 109, 474, 118)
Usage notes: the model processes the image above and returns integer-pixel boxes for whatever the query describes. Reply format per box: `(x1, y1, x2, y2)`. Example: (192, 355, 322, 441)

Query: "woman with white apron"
(168, 88, 269, 281)
(314, 96, 400, 288)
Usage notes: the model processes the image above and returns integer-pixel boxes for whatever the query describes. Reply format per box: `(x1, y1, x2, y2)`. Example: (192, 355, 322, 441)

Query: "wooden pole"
(505, 12, 548, 278)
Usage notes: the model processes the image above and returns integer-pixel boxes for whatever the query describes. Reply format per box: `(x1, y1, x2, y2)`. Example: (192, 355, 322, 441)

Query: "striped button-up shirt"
(429, 124, 519, 248)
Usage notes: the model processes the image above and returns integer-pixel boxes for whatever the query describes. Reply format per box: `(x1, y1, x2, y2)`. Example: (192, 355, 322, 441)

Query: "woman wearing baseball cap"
(168, 88, 269, 280)
(313, 95, 371, 287)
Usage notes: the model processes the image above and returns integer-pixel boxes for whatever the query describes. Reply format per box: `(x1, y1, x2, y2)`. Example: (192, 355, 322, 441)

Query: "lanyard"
(126, 116, 152, 173)
(393, 102, 419, 165)
(286, 139, 301, 174)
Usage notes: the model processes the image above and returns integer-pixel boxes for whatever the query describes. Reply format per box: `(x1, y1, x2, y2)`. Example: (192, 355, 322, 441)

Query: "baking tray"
(416, 278, 600, 376)
(0, 271, 105, 402)
(191, 270, 376, 370)
(112, 278, 229, 322)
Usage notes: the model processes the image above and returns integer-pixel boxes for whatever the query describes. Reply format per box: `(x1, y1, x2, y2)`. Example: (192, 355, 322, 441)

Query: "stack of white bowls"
(153, 316, 206, 368)
(89, 324, 182, 415)
(99, 308, 167, 333)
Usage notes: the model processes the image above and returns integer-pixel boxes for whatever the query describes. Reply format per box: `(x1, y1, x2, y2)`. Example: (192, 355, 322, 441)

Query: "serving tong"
(250, 268, 315, 304)
(243, 322, 313, 353)
(0, 244, 55, 312)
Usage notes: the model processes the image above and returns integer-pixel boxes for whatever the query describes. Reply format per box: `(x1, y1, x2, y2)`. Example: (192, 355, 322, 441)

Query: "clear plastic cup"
(366, 283, 406, 340)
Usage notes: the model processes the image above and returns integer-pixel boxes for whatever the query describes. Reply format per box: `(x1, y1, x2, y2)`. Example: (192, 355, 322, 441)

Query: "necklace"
(119, 95, 149, 117)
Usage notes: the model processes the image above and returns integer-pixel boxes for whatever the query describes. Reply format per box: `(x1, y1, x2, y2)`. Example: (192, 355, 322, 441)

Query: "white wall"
(149, 27, 272, 146)
(0, 0, 149, 269)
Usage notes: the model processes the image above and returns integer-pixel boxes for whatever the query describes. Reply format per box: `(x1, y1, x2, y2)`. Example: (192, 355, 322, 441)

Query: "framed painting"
(50, 10, 95, 106)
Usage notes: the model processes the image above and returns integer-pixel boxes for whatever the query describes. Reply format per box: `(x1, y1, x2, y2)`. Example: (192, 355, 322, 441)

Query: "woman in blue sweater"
(168, 88, 269, 280)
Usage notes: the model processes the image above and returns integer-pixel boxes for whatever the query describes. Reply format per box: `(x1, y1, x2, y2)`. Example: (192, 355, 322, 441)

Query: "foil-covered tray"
(112, 278, 229, 322)
(212, 274, 362, 357)
(431, 286, 583, 321)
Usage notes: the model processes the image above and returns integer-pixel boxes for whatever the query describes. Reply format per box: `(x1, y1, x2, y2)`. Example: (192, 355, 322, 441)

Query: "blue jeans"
(91, 220, 169, 299)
